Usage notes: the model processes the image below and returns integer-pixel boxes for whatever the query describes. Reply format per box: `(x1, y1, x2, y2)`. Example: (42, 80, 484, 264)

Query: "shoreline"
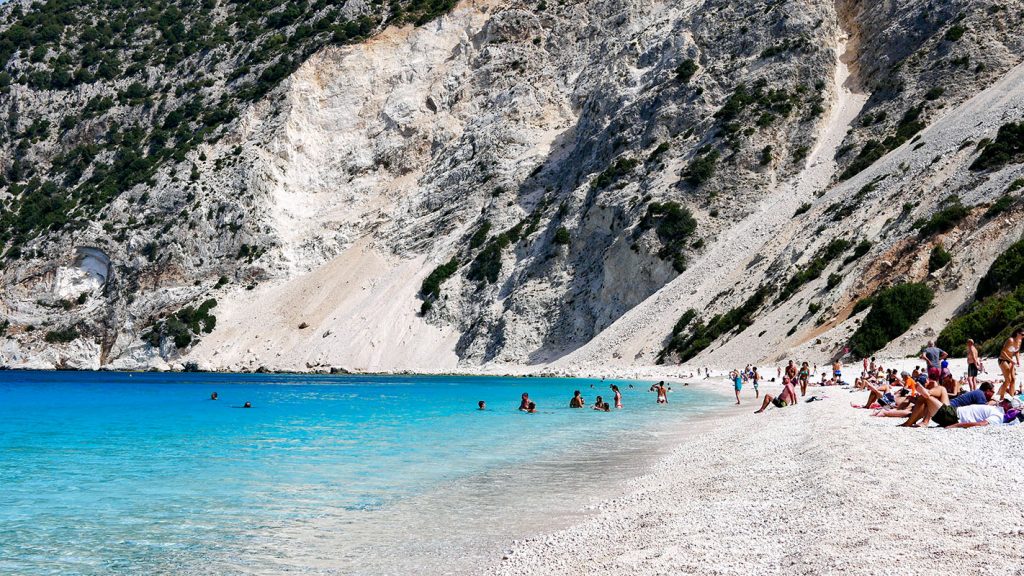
(495, 378, 1024, 576)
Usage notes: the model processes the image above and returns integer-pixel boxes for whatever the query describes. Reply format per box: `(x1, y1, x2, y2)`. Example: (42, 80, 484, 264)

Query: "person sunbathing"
(900, 382, 995, 427)
(944, 402, 1017, 428)
(754, 376, 798, 414)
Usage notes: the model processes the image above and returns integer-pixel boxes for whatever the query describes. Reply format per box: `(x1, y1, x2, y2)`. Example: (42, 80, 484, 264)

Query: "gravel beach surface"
(496, 381, 1024, 575)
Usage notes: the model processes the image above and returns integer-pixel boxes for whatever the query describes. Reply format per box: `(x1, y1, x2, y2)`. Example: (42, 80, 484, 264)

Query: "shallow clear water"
(0, 371, 720, 575)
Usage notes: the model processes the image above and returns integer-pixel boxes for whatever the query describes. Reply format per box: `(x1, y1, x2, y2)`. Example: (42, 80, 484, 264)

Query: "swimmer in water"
(526, 401, 537, 414)
(243, 401, 251, 408)
(210, 392, 218, 400)
(478, 400, 486, 410)
(569, 390, 585, 408)
(519, 393, 530, 411)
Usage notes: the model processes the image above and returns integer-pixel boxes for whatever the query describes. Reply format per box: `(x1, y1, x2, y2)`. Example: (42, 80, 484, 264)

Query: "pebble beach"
(496, 377, 1024, 575)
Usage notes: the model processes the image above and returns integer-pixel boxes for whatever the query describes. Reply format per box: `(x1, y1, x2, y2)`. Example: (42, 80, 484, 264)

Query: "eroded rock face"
(2, 0, 1024, 371)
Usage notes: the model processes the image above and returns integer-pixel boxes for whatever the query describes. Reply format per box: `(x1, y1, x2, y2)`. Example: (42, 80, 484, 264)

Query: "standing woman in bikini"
(997, 329, 1024, 400)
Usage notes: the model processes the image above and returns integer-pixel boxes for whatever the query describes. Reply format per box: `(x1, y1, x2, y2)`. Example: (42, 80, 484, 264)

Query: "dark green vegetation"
(840, 105, 926, 180)
(143, 298, 217, 349)
(914, 196, 970, 236)
(674, 59, 697, 83)
(659, 286, 772, 363)
(970, 122, 1024, 172)
(928, 244, 952, 272)
(591, 157, 638, 190)
(419, 257, 459, 312)
(640, 201, 697, 272)
(938, 236, 1024, 356)
(44, 327, 80, 343)
(553, 226, 570, 245)
(848, 283, 933, 358)
(776, 239, 852, 303)
(0, 0, 456, 257)
(683, 149, 719, 187)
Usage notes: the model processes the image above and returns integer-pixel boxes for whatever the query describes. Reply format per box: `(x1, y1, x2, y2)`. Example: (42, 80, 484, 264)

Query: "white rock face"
(3, 0, 1024, 371)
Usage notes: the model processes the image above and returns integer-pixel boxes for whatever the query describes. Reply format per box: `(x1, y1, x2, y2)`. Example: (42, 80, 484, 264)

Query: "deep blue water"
(0, 371, 720, 575)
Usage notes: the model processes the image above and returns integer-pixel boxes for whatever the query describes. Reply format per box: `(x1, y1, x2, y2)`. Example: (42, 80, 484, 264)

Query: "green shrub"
(848, 283, 933, 357)
(420, 257, 460, 299)
(826, 273, 842, 290)
(777, 239, 852, 302)
(759, 145, 773, 166)
(592, 157, 639, 190)
(852, 296, 875, 315)
(843, 240, 873, 265)
(928, 244, 952, 272)
(793, 202, 811, 217)
(553, 226, 570, 245)
(984, 195, 1015, 219)
(675, 59, 697, 83)
(945, 24, 966, 42)
(937, 287, 1024, 356)
(44, 327, 80, 344)
(970, 122, 1024, 172)
(917, 199, 970, 236)
(641, 201, 698, 272)
(144, 299, 218, 349)
(924, 87, 945, 100)
(684, 150, 719, 186)
(659, 286, 772, 363)
(469, 221, 491, 249)
(975, 236, 1024, 301)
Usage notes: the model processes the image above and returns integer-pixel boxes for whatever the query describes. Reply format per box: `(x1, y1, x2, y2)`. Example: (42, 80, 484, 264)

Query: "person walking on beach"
(785, 360, 797, 381)
(798, 361, 811, 396)
(997, 329, 1023, 400)
(751, 367, 760, 399)
(731, 369, 743, 405)
(966, 339, 981, 391)
(569, 390, 585, 408)
(611, 384, 622, 409)
(519, 393, 531, 411)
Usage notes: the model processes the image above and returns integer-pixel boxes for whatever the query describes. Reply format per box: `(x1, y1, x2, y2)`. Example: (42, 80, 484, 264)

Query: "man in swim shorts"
(754, 376, 798, 414)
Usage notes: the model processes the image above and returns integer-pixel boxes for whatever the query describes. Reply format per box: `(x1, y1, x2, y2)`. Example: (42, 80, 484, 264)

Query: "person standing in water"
(997, 329, 1023, 401)
(518, 393, 531, 411)
(569, 390, 585, 408)
(656, 382, 668, 404)
(611, 384, 623, 409)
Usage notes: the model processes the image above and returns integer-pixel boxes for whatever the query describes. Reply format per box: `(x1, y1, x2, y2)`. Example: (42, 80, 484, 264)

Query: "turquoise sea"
(0, 371, 722, 575)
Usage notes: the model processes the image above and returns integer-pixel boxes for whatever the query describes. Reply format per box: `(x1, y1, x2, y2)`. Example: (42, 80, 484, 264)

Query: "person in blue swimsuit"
(731, 369, 743, 405)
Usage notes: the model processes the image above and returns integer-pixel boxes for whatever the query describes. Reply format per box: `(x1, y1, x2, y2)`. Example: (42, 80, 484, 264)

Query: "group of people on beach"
(730, 359, 830, 410)
(481, 381, 676, 413)
(852, 335, 1024, 428)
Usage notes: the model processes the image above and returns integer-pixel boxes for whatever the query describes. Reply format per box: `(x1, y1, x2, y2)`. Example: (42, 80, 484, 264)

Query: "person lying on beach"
(569, 390, 585, 408)
(900, 382, 995, 427)
(754, 376, 798, 414)
(519, 393, 531, 411)
(943, 403, 1020, 428)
